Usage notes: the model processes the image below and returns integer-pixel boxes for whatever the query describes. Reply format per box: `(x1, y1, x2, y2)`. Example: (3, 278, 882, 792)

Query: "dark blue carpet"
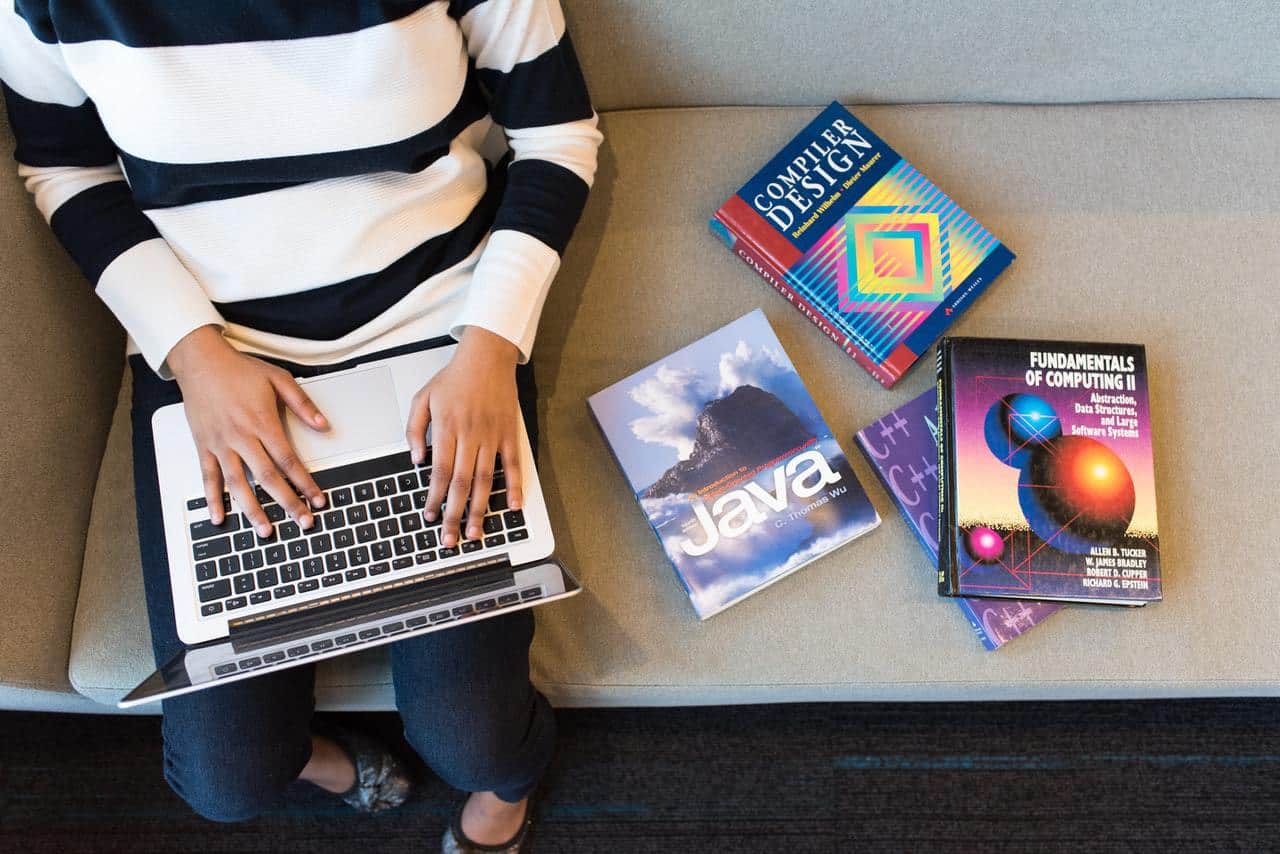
(2, 700, 1278, 852)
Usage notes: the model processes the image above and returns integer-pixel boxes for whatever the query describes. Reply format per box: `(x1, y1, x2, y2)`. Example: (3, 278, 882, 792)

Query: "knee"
(163, 726, 305, 822)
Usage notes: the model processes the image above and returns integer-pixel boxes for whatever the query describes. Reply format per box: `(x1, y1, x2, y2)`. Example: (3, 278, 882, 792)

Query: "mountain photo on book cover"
(944, 339, 1160, 603)
(589, 310, 879, 618)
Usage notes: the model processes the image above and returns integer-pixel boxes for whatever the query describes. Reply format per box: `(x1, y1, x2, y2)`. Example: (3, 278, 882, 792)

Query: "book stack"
(588, 102, 1161, 644)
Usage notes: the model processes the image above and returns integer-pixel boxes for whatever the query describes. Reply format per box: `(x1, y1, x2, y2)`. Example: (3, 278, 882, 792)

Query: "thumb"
(272, 372, 329, 431)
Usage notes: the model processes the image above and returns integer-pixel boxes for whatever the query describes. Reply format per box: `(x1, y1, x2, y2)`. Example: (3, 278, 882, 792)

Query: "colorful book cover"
(588, 310, 881, 619)
(855, 387, 1062, 649)
(711, 101, 1014, 388)
(937, 337, 1162, 605)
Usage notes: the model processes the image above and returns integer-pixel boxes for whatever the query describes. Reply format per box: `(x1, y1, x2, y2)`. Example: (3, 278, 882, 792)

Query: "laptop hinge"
(225, 553, 514, 649)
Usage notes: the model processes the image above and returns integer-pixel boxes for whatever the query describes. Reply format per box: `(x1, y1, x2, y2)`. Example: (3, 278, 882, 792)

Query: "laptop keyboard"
(186, 451, 528, 618)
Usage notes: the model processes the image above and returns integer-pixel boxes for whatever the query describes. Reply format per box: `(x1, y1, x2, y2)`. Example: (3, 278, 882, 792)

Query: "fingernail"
(314, 413, 328, 428)
(311, 494, 326, 509)
(301, 514, 314, 529)
(424, 510, 436, 522)
(260, 525, 273, 537)
(511, 498, 522, 510)
(468, 527, 480, 539)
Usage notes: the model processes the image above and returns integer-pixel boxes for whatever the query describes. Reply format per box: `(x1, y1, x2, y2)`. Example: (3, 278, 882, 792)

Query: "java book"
(856, 387, 1062, 649)
(588, 310, 880, 619)
(710, 101, 1014, 388)
(937, 338, 1161, 605)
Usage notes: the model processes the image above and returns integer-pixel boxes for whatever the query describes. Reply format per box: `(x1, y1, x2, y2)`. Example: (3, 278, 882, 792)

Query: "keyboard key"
(382, 621, 404, 633)
(218, 555, 240, 576)
(475, 598, 497, 611)
(484, 534, 506, 548)
(200, 603, 223, 617)
(369, 562, 391, 576)
(369, 499, 390, 519)
(482, 515, 503, 535)
(280, 562, 301, 582)
(299, 579, 320, 593)
(345, 568, 367, 582)
(371, 541, 392, 561)
(497, 593, 520, 606)
(392, 557, 414, 570)
(311, 639, 334, 651)
(399, 512, 422, 533)
(264, 651, 286, 663)
(232, 531, 256, 551)
(391, 494, 412, 515)
(406, 616, 429, 627)
(226, 596, 248, 610)
(418, 470, 432, 488)
(238, 656, 261, 670)
(274, 585, 296, 599)
(508, 528, 529, 542)
(287, 540, 309, 560)
(491, 471, 506, 491)
(415, 551, 437, 565)
(265, 544, 286, 564)
(214, 662, 237, 676)
(520, 587, 542, 601)
(348, 546, 370, 566)
(249, 591, 272, 605)
(323, 510, 345, 529)
(278, 521, 301, 540)
(376, 478, 396, 497)
(439, 546, 459, 559)
(256, 567, 279, 588)
(452, 604, 474, 617)
(331, 487, 353, 507)
(347, 505, 368, 524)
(461, 540, 482, 554)
(416, 530, 437, 550)
(187, 497, 208, 510)
(336, 633, 358, 646)
(256, 527, 278, 546)
(198, 579, 231, 602)
(429, 610, 451, 623)
(309, 533, 332, 554)
(242, 550, 265, 570)
(233, 574, 255, 594)
(503, 510, 525, 529)
(287, 645, 309, 657)
(393, 536, 414, 556)
(354, 483, 374, 502)
(195, 561, 217, 581)
(412, 490, 428, 509)
(355, 523, 377, 544)
(303, 557, 325, 577)
(489, 491, 509, 511)
(325, 552, 347, 572)
(378, 518, 399, 538)
(397, 473, 418, 492)
(333, 529, 355, 549)
(359, 628, 381, 640)
(264, 504, 286, 523)
(192, 536, 232, 561)
(190, 516, 240, 541)
(322, 574, 342, 588)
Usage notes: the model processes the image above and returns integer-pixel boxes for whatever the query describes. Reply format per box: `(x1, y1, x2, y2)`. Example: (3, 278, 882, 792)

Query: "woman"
(1, 1, 600, 850)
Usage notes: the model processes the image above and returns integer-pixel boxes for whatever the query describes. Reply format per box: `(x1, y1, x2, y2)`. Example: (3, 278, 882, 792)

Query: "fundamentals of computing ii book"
(588, 310, 880, 619)
(711, 102, 1014, 388)
(856, 387, 1062, 649)
(937, 337, 1162, 605)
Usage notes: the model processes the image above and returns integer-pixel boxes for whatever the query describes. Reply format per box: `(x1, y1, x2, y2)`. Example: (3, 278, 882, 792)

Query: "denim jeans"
(129, 337, 554, 822)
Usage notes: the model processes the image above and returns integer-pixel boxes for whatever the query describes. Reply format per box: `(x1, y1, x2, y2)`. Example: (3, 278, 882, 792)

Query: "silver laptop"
(120, 342, 578, 708)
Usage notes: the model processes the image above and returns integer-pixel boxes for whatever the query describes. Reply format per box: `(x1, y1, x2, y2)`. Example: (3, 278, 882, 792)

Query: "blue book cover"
(855, 387, 1062, 649)
(588, 310, 881, 619)
(712, 101, 1014, 388)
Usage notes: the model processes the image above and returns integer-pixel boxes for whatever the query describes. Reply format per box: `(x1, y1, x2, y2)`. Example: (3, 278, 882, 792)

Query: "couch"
(2, 1, 1277, 713)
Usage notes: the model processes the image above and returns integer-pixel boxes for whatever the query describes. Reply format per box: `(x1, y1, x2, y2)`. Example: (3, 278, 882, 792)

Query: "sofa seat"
(69, 101, 1280, 710)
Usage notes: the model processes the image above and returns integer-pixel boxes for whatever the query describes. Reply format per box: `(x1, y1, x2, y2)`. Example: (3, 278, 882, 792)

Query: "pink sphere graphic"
(965, 526, 1005, 563)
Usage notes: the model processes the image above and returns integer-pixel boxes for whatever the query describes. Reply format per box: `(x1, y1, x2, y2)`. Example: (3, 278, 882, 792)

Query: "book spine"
(711, 211, 899, 389)
(935, 342, 957, 595)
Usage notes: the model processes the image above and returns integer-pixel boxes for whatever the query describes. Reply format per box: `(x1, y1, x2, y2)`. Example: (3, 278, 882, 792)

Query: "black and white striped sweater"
(0, 1, 602, 374)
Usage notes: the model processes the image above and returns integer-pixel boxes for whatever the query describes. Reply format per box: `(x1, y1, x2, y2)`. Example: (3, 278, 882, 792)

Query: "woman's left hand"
(406, 326, 525, 548)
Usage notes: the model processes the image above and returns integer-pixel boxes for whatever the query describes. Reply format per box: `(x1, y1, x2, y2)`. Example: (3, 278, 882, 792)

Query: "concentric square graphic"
(841, 211, 945, 311)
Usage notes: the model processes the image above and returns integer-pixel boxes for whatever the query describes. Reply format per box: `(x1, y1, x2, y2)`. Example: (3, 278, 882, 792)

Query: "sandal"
(324, 725, 412, 814)
(441, 794, 536, 853)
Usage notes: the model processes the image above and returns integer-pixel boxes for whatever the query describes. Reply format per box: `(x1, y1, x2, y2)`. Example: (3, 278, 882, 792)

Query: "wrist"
(167, 324, 230, 380)
(456, 325, 521, 366)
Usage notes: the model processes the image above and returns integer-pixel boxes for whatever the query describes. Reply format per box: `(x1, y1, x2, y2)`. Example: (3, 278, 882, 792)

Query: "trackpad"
(283, 366, 404, 465)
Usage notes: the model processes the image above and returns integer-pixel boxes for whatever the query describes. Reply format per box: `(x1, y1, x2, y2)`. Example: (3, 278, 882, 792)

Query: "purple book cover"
(855, 387, 1062, 650)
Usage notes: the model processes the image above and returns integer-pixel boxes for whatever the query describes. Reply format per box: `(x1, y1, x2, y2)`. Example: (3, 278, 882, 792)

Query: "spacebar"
(312, 451, 415, 491)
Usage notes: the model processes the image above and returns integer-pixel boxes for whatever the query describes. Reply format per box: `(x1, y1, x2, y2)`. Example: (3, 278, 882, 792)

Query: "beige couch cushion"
(70, 100, 1280, 708)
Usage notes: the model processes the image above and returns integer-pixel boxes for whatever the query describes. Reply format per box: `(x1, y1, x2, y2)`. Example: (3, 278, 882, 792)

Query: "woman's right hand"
(166, 325, 329, 537)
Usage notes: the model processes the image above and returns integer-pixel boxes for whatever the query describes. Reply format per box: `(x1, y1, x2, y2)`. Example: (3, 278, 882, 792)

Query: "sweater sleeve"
(0, 7, 223, 377)
(448, 0, 603, 360)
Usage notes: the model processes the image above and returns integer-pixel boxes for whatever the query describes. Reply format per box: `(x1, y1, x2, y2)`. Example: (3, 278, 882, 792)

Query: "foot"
(442, 791, 532, 852)
(300, 734, 356, 794)
(301, 728, 411, 814)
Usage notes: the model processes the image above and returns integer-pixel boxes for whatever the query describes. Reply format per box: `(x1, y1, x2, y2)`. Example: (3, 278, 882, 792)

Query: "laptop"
(119, 341, 579, 708)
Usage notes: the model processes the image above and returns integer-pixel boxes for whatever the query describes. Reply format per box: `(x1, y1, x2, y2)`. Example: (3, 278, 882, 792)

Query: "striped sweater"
(0, 1, 602, 376)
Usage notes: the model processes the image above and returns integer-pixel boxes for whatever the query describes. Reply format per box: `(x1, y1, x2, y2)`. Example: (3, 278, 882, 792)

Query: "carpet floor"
(1, 700, 1278, 853)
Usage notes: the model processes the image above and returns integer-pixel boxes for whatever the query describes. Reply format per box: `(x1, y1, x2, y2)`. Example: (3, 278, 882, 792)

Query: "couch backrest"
(564, 0, 1280, 110)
